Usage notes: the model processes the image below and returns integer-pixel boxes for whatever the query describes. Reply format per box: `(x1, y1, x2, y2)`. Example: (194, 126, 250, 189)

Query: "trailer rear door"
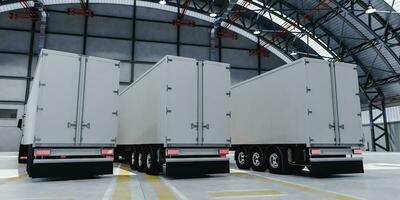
(35, 52, 80, 145)
(202, 61, 230, 145)
(80, 57, 119, 145)
(305, 60, 336, 145)
(166, 57, 199, 144)
(334, 63, 363, 145)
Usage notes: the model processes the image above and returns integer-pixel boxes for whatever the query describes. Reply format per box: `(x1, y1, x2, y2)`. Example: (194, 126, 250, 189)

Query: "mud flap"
(309, 160, 364, 175)
(165, 160, 229, 176)
(28, 161, 113, 178)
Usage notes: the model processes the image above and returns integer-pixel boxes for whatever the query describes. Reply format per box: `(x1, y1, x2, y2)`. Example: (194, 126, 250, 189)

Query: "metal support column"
(365, 90, 390, 151)
(130, 0, 137, 83)
(176, 0, 181, 56)
(25, 20, 36, 103)
(257, 36, 261, 75)
(82, 0, 89, 54)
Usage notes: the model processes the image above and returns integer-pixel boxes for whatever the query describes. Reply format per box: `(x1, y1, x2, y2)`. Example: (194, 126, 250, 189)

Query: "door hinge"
(165, 137, 171, 142)
(115, 63, 120, 68)
(82, 122, 91, 129)
(329, 123, 335, 129)
(309, 137, 314, 142)
(357, 113, 361, 117)
(226, 137, 232, 142)
(191, 123, 198, 130)
(39, 82, 46, 87)
(111, 137, 116, 142)
(202, 123, 210, 129)
(34, 136, 41, 142)
(226, 91, 231, 96)
(36, 106, 44, 112)
(67, 122, 77, 128)
(226, 112, 231, 118)
(166, 85, 172, 91)
(305, 60, 309, 64)
(167, 58, 172, 63)
(166, 107, 172, 114)
(112, 111, 118, 116)
(113, 89, 119, 94)
(306, 86, 311, 93)
(339, 124, 344, 129)
(307, 109, 312, 115)
(42, 53, 48, 56)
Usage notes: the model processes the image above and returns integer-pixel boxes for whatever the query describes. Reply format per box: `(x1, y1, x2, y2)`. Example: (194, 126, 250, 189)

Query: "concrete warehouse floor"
(0, 152, 399, 200)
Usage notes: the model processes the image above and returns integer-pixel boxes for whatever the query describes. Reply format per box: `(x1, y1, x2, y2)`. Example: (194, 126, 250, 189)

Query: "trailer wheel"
(250, 147, 267, 171)
(145, 147, 161, 175)
(129, 149, 138, 170)
(137, 148, 146, 172)
(267, 146, 290, 174)
(234, 147, 251, 169)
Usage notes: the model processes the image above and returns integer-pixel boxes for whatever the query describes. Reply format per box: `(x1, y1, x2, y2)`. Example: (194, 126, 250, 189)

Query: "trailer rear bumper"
(29, 159, 113, 178)
(165, 157, 230, 176)
(309, 157, 364, 175)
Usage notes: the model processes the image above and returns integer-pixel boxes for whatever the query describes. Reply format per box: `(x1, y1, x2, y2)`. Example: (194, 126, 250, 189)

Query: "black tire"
(129, 148, 138, 170)
(234, 147, 251, 169)
(250, 147, 267, 172)
(266, 146, 290, 174)
(145, 146, 161, 175)
(137, 147, 146, 173)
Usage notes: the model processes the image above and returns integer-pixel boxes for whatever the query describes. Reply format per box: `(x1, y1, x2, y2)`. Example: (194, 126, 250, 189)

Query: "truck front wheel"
(234, 147, 251, 169)
(267, 146, 290, 174)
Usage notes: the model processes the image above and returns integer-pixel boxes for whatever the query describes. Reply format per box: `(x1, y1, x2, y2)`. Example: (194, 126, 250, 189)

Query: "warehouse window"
(0, 109, 17, 119)
(361, 106, 400, 125)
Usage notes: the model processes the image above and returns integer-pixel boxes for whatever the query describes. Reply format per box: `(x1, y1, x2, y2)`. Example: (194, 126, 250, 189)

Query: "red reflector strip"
(310, 149, 321, 156)
(106, 155, 113, 159)
(101, 149, 114, 155)
(219, 148, 229, 155)
(20, 156, 28, 160)
(353, 148, 362, 155)
(34, 149, 51, 156)
(166, 149, 180, 155)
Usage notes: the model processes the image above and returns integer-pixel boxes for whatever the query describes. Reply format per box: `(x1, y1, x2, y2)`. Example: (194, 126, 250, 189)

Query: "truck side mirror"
(17, 119, 22, 130)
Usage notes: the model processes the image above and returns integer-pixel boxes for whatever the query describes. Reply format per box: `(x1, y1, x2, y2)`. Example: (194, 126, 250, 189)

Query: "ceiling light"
(365, 4, 376, 14)
(290, 51, 298, 56)
(159, 0, 167, 5)
(253, 29, 261, 35)
(209, 13, 217, 17)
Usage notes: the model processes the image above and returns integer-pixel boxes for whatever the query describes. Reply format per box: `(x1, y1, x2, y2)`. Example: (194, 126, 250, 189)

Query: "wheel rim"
(146, 153, 151, 169)
(238, 152, 245, 165)
(138, 153, 143, 167)
(269, 153, 279, 169)
(131, 151, 135, 166)
(252, 152, 261, 167)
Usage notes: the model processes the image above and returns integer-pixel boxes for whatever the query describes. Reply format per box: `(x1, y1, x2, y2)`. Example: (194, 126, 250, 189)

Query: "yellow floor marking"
(112, 164, 133, 200)
(209, 189, 283, 198)
(0, 172, 27, 186)
(230, 169, 359, 200)
(144, 174, 177, 200)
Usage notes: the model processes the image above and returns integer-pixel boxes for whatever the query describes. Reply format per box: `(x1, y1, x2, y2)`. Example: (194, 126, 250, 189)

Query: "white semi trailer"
(231, 58, 364, 175)
(117, 55, 231, 176)
(18, 49, 120, 178)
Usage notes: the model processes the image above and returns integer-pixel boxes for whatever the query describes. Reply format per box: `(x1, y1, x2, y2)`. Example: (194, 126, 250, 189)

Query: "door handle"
(329, 123, 335, 129)
(339, 124, 344, 129)
(67, 122, 76, 128)
(82, 123, 91, 129)
(203, 124, 209, 129)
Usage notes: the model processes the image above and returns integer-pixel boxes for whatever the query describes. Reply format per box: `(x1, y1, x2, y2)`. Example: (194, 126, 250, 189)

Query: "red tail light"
(34, 149, 51, 156)
(166, 149, 180, 155)
(19, 156, 28, 160)
(353, 148, 362, 155)
(310, 149, 321, 156)
(219, 148, 229, 157)
(101, 149, 114, 155)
